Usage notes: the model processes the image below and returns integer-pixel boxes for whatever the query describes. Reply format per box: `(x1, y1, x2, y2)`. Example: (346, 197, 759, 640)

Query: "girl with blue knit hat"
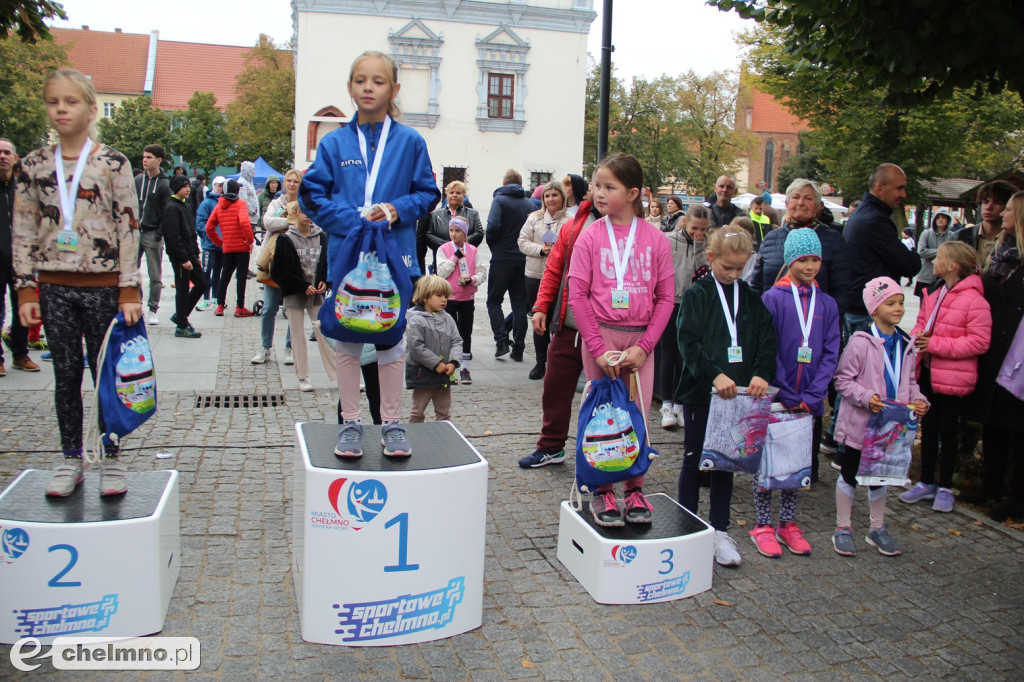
(756, 229, 841, 557)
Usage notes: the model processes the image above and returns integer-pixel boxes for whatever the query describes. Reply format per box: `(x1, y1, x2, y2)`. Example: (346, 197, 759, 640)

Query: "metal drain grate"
(194, 394, 286, 409)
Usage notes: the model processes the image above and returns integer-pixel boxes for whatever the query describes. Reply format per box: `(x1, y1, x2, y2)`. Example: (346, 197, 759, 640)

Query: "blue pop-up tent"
(227, 156, 284, 190)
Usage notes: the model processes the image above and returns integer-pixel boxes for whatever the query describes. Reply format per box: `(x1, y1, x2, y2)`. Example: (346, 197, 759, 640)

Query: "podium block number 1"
(48, 544, 82, 587)
(383, 513, 419, 573)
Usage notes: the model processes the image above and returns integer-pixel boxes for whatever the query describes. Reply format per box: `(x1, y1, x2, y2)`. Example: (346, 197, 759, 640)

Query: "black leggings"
(918, 367, 961, 488)
(524, 276, 549, 363)
(839, 446, 882, 492)
(40, 283, 119, 452)
(446, 299, 475, 355)
(217, 252, 250, 307)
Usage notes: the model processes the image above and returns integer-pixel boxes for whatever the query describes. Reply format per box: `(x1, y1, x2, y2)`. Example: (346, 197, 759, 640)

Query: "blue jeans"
(260, 285, 291, 350)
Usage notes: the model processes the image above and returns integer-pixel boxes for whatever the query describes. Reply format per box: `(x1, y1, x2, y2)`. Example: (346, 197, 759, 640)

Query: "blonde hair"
(285, 200, 302, 224)
(1003, 191, 1024, 258)
(412, 274, 452, 305)
(445, 180, 466, 195)
(283, 168, 303, 184)
(728, 217, 756, 238)
(532, 179, 566, 218)
(938, 240, 980, 279)
(349, 51, 401, 118)
(44, 68, 98, 138)
(706, 227, 752, 258)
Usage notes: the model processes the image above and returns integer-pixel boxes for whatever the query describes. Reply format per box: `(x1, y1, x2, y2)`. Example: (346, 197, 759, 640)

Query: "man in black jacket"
(163, 175, 207, 338)
(0, 138, 40, 375)
(842, 163, 921, 327)
(135, 144, 171, 326)
(486, 169, 534, 360)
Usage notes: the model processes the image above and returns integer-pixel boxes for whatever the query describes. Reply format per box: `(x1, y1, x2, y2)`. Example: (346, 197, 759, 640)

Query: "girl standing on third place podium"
(12, 68, 142, 497)
(300, 50, 439, 459)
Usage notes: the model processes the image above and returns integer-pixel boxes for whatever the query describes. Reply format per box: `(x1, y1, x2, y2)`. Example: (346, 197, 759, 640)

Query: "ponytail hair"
(596, 153, 644, 218)
(706, 227, 752, 258)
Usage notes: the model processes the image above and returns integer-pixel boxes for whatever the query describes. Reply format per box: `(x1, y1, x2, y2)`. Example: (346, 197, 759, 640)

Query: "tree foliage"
(97, 96, 174, 169)
(583, 59, 755, 194)
(1, 1, 66, 43)
(0, 33, 68, 153)
(774, 131, 825, 192)
(710, 0, 1024, 106)
(172, 92, 232, 174)
(225, 35, 295, 170)
(741, 25, 1024, 201)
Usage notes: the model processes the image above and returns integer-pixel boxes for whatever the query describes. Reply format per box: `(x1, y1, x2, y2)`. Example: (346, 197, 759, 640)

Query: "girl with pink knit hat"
(831, 277, 929, 557)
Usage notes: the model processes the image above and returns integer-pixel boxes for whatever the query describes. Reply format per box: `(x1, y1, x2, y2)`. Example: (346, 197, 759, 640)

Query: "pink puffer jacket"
(910, 274, 992, 396)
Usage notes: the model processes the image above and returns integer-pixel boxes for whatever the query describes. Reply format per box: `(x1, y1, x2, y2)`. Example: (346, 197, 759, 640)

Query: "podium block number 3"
(48, 544, 82, 587)
(383, 513, 420, 573)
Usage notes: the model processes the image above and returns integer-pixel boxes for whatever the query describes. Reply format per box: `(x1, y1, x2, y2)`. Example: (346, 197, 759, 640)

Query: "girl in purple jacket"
(832, 277, 929, 557)
(757, 229, 840, 557)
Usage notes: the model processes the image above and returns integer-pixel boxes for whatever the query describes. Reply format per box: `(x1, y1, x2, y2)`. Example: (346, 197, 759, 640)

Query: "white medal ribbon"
(605, 215, 638, 291)
(871, 323, 902, 395)
(714, 279, 740, 348)
(791, 281, 817, 347)
(54, 137, 94, 232)
(923, 285, 948, 336)
(356, 115, 391, 210)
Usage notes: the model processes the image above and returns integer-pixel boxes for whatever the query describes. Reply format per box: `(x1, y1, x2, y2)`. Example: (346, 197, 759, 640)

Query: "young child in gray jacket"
(405, 275, 463, 422)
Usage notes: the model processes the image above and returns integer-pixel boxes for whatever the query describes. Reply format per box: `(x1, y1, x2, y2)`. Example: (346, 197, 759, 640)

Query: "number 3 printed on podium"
(48, 544, 82, 587)
(383, 513, 420, 573)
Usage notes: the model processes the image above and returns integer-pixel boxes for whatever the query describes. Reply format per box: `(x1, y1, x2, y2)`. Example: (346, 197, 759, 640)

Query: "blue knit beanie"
(783, 228, 822, 268)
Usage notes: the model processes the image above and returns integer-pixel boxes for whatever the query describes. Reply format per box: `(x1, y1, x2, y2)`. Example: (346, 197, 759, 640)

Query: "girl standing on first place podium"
(299, 50, 439, 459)
(12, 68, 142, 497)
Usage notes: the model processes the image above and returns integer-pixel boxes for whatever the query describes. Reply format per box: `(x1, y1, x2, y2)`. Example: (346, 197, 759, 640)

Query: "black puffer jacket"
(161, 196, 200, 265)
(843, 192, 921, 315)
(753, 221, 856, 317)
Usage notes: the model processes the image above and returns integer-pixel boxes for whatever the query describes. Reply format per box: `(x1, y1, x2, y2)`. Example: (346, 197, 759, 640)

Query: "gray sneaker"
(381, 422, 412, 457)
(99, 458, 127, 496)
(45, 460, 84, 497)
(832, 527, 856, 556)
(334, 421, 364, 458)
(865, 525, 902, 556)
(932, 487, 955, 513)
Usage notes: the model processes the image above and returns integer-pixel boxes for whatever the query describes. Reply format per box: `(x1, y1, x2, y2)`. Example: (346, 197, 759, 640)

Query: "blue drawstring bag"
(87, 313, 157, 458)
(574, 376, 657, 496)
(318, 217, 411, 347)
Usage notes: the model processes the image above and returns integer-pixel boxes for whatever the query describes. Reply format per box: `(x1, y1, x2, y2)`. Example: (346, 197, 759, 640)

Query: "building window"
(530, 171, 552, 190)
(763, 139, 776, 191)
(487, 74, 514, 119)
(103, 102, 115, 118)
(442, 166, 467, 189)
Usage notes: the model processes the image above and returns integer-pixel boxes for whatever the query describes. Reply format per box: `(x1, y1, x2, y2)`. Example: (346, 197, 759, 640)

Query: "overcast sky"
(53, 0, 750, 80)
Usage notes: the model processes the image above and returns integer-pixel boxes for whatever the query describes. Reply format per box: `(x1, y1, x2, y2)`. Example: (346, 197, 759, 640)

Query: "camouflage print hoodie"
(12, 143, 141, 305)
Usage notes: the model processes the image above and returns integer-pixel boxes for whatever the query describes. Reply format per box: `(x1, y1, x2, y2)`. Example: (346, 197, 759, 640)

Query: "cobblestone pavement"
(1, 260, 1022, 680)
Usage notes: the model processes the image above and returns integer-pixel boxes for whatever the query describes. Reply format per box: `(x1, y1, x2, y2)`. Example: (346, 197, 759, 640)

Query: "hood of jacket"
(285, 223, 323, 240)
(220, 192, 239, 203)
(494, 183, 528, 199)
(567, 174, 588, 206)
(931, 208, 953, 230)
(240, 161, 255, 181)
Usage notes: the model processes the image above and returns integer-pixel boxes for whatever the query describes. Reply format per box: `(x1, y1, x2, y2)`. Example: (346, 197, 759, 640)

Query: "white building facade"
(292, 0, 597, 218)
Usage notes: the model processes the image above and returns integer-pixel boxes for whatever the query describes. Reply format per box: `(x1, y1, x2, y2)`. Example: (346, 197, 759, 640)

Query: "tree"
(741, 25, 1024, 201)
(0, 33, 68, 153)
(97, 96, 174, 169)
(172, 92, 232, 174)
(225, 35, 294, 170)
(709, 0, 1024, 106)
(1, 1, 66, 43)
(774, 131, 825, 192)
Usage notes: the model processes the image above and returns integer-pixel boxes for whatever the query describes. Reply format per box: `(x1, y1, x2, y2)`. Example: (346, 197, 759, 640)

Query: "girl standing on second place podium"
(300, 50, 439, 459)
(568, 153, 675, 527)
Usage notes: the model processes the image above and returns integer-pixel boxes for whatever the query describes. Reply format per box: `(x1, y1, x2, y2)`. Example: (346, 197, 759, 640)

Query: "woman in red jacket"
(206, 179, 256, 317)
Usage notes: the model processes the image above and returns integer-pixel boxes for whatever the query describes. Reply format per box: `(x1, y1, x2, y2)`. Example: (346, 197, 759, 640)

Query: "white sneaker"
(298, 378, 313, 392)
(714, 530, 742, 566)
(146, 312, 159, 326)
(661, 405, 678, 429)
(45, 460, 84, 497)
(283, 347, 294, 365)
(251, 347, 271, 365)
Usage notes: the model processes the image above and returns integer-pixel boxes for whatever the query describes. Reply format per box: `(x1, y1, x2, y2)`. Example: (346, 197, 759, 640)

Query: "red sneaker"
(776, 521, 812, 555)
(234, 306, 255, 317)
(215, 305, 225, 316)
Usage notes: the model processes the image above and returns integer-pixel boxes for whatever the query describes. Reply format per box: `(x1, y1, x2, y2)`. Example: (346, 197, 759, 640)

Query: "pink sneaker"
(749, 524, 782, 558)
(776, 521, 812, 555)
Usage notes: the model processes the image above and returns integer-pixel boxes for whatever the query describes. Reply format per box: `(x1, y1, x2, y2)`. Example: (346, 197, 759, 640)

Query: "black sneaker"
(528, 363, 545, 380)
(174, 325, 202, 338)
(590, 490, 624, 527)
(510, 348, 524, 362)
(495, 340, 511, 358)
(623, 488, 653, 524)
(518, 449, 565, 468)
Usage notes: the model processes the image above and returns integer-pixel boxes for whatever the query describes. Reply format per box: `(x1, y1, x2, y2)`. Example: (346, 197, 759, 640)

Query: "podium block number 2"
(48, 544, 82, 588)
(383, 513, 420, 573)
